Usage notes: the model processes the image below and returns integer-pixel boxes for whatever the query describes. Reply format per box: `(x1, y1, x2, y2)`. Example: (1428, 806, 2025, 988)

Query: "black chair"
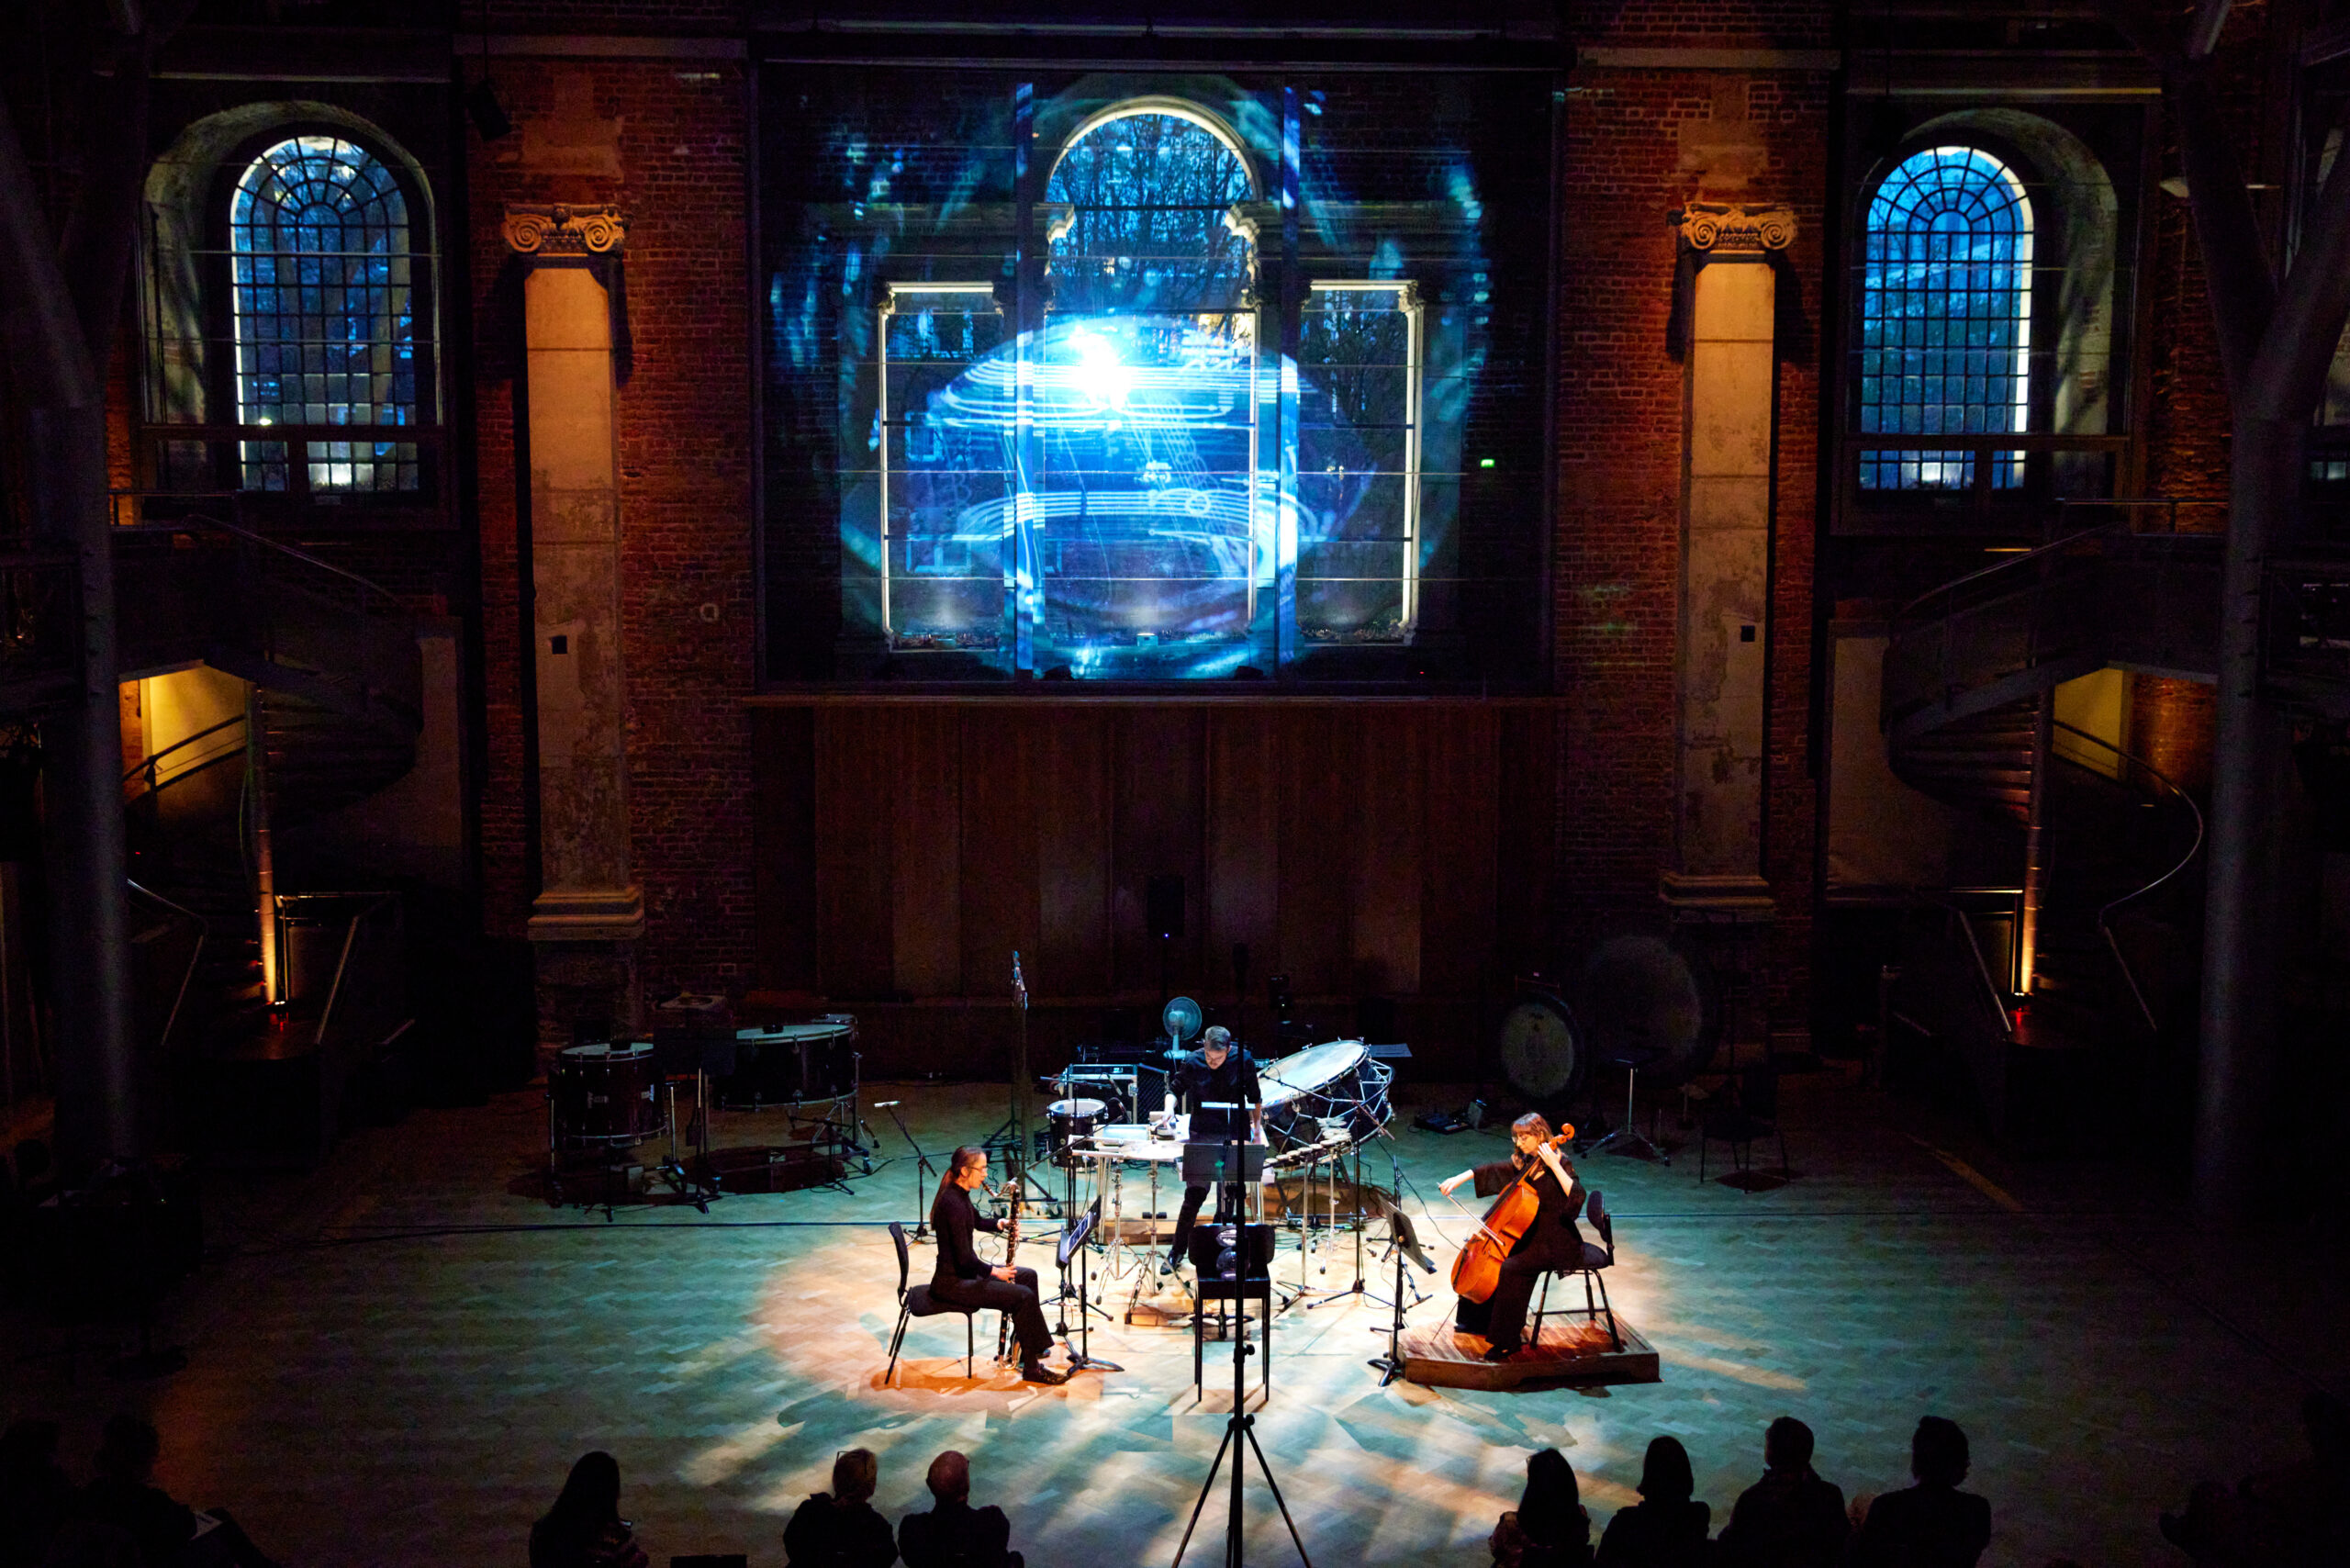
(1697, 1062, 1789, 1189)
(885, 1220, 987, 1384)
(1531, 1188, 1622, 1351)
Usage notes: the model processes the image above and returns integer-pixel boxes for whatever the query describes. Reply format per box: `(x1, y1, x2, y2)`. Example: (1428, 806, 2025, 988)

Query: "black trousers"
(1169, 1182, 1244, 1263)
(933, 1267, 1053, 1360)
(1454, 1246, 1565, 1351)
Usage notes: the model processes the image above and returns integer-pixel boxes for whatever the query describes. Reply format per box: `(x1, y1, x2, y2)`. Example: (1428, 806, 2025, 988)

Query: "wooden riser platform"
(1399, 1316, 1661, 1390)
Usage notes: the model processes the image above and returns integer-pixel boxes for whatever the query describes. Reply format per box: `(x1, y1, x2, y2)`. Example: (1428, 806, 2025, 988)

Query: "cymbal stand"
(881, 1100, 937, 1240)
(1303, 1136, 1379, 1311)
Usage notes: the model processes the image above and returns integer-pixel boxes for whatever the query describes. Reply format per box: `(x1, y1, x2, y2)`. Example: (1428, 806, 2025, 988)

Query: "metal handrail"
(127, 879, 207, 1056)
(122, 713, 247, 795)
(128, 506, 408, 617)
(299, 892, 397, 1054)
(1900, 887, 2015, 1045)
(1888, 499, 2226, 630)
(2048, 719, 2206, 1034)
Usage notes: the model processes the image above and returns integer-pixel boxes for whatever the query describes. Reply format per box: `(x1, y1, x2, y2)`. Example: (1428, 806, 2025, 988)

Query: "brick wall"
(1552, 51, 1830, 1033)
(467, 54, 757, 995)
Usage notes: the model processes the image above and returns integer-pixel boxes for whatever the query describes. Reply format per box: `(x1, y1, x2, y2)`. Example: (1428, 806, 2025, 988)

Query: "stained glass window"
(229, 135, 418, 492)
(1859, 146, 2034, 491)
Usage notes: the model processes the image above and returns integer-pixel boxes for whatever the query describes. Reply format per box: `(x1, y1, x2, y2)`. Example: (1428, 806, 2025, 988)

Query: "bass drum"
(1497, 990, 1583, 1104)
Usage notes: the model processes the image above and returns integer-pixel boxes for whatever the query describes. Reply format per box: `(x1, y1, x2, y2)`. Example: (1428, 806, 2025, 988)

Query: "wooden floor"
(6, 1068, 2347, 1568)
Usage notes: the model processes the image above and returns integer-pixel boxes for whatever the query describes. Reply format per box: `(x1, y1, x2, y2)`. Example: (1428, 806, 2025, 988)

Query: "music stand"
(1362, 1187, 1436, 1387)
(1058, 1198, 1121, 1373)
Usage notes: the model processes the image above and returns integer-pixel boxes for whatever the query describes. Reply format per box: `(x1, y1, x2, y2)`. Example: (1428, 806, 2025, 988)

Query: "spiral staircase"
(114, 514, 423, 1159)
(1878, 519, 2221, 1147)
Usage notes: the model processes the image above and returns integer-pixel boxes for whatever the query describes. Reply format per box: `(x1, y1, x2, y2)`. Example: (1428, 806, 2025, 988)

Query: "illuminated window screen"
(879, 284, 1010, 651)
(1859, 146, 2033, 491)
(1300, 282, 1420, 643)
(229, 135, 419, 492)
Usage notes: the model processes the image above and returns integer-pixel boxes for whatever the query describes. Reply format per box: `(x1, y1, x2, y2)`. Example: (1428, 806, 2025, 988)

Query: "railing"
(276, 891, 404, 1058)
(121, 713, 247, 802)
(127, 880, 207, 1056)
(111, 499, 422, 729)
(1899, 888, 2016, 1047)
(1842, 433, 2132, 531)
(2048, 720, 2207, 1035)
(1883, 502, 2225, 739)
(130, 423, 446, 516)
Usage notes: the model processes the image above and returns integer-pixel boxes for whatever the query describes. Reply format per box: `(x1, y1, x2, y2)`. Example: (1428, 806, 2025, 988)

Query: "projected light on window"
(873, 103, 1416, 674)
(1859, 146, 2034, 491)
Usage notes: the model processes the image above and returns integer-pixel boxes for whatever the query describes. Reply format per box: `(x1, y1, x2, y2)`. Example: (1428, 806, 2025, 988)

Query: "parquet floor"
(6, 1068, 2344, 1568)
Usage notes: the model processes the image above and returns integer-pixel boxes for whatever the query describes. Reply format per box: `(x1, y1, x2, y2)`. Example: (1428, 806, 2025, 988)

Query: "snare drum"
(723, 1018, 858, 1107)
(550, 1041, 666, 1149)
(1046, 1097, 1106, 1165)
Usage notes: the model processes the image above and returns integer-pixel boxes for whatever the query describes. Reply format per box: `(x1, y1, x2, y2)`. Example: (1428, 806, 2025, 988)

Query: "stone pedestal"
(1663, 204, 1794, 922)
(506, 204, 644, 1050)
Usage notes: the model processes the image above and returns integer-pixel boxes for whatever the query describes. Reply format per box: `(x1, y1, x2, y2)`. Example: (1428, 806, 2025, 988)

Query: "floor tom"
(550, 1041, 666, 1149)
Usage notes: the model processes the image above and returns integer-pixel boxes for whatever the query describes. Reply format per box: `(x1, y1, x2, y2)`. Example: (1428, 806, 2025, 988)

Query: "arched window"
(1859, 146, 2034, 491)
(229, 135, 418, 492)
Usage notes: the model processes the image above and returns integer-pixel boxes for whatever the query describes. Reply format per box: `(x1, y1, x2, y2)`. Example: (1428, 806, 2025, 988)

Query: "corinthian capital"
(1675, 203, 1796, 255)
(503, 203, 629, 256)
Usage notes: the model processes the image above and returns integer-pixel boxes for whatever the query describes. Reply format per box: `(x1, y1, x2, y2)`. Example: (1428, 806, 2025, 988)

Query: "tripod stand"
(1174, 1254, 1311, 1568)
(879, 1101, 936, 1240)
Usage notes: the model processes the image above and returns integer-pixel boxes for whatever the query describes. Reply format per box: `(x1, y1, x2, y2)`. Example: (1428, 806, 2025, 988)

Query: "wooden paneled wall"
(749, 698, 1560, 1074)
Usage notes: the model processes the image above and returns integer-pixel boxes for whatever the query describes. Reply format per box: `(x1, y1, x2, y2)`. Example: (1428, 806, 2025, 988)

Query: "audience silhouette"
(783, 1449, 897, 1567)
(1594, 1436, 1708, 1568)
(1492, 1448, 1595, 1568)
(1716, 1417, 1849, 1568)
(0, 1418, 78, 1568)
(2160, 1390, 2350, 1565)
(1843, 1417, 1991, 1568)
(79, 1414, 283, 1568)
(896, 1450, 1022, 1568)
(529, 1450, 649, 1568)
(1597, 1439, 1710, 1568)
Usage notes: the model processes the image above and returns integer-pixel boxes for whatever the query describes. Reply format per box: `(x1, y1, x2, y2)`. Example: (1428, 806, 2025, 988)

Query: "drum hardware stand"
(1302, 1138, 1382, 1312)
(657, 1070, 719, 1212)
(878, 1100, 936, 1239)
(1362, 1189, 1437, 1387)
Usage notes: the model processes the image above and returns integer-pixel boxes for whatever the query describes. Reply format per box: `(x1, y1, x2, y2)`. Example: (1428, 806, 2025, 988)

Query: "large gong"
(1497, 989, 1583, 1103)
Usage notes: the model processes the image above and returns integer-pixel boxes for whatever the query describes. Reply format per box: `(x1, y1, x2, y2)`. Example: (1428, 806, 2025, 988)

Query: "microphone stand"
(880, 1101, 936, 1240)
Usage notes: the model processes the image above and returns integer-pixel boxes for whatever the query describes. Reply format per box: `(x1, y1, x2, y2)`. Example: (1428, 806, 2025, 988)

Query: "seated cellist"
(1438, 1113, 1587, 1363)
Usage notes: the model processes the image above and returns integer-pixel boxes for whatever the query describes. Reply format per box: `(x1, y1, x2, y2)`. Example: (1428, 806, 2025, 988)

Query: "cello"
(1449, 1127, 1574, 1305)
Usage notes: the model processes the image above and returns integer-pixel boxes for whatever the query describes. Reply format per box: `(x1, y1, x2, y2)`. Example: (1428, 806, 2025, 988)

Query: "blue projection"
(767, 73, 1545, 682)
(859, 103, 1411, 677)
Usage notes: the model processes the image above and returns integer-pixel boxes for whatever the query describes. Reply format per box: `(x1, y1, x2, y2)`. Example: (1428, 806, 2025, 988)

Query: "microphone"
(874, 1100, 901, 1108)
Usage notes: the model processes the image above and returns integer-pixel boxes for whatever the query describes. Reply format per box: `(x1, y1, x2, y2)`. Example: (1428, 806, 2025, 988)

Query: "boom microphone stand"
(878, 1100, 935, 1240)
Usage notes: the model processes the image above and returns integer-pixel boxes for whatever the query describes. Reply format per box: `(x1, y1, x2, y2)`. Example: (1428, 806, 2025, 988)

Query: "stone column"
(504, 203, 644, 1049)
(1662, 204, 1795, 920)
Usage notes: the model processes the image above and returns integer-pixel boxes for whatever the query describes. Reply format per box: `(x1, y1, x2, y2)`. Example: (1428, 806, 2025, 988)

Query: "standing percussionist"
(929, 1146, 1068, 1385)
(1438, 1113, 1586, 1362)
(1158, 1025, 1263, 1276)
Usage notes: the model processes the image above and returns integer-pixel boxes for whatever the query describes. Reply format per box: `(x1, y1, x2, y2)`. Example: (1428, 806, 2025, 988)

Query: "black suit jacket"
(899, 1498, 1013, 1568)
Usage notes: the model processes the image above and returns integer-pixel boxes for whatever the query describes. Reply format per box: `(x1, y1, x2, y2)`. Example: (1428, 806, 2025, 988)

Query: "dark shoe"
(1482, 1342, 1520, 1363)
(1159, 1254, 1180, 1277)
(1021, 1359, 1070, 1386)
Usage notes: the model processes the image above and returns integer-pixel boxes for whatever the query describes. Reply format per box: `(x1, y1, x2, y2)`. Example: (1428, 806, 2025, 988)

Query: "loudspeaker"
(1146, 874, 1185, 940)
